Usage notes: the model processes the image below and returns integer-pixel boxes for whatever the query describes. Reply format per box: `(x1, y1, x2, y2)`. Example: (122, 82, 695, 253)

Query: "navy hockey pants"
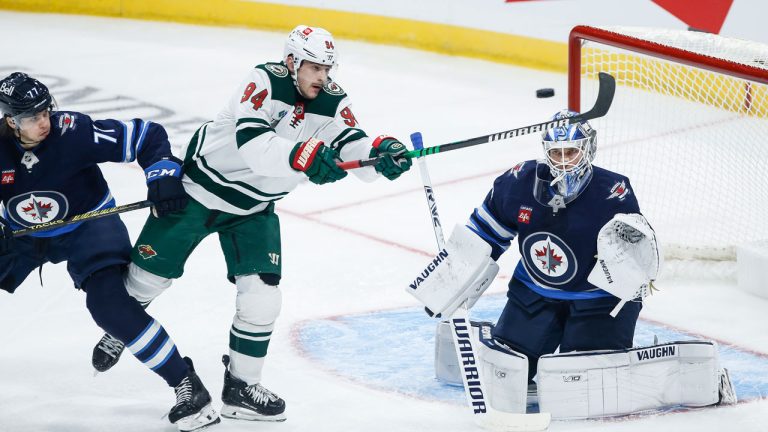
(492, 277, 642, 382)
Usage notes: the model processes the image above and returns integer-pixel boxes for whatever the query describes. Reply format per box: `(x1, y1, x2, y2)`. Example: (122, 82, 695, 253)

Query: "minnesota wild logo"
(137, 244, 158, 260)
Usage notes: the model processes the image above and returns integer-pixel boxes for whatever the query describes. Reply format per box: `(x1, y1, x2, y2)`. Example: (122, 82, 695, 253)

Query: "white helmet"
(283, 25, 338, 90)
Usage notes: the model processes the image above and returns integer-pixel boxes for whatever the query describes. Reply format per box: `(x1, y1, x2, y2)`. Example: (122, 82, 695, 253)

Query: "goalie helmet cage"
(568, 25, 768, 276)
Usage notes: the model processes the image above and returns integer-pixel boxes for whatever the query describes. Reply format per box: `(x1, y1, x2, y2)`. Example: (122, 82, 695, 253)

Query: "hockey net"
(569, 26, 768, 278)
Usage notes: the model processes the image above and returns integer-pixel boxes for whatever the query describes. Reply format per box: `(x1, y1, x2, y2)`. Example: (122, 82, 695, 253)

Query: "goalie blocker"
(406, 224, 499, 318)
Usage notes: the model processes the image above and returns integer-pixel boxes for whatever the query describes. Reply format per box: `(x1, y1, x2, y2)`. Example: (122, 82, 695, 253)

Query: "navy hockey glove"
(0, 216, 13, 255)
(290, 138, 348, 185)
(145, 157, 189, 218)
(369, 135, 412, 180)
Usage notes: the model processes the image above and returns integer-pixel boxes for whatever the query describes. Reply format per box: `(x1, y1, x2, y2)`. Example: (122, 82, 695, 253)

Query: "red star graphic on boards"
(652, 0, 733, 34)
(504, 0, 733, 35)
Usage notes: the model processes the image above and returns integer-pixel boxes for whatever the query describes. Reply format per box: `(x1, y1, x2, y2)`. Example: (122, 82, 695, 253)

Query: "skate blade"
(176, 404, 221, 431)
(221, 404, 286, 422)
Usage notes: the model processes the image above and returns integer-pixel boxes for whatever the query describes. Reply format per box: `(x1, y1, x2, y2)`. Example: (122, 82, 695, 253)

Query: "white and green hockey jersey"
(179, 62, 380, 215)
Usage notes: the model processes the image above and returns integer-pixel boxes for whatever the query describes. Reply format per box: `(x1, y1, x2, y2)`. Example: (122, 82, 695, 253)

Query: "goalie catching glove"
(587, 213, 661, 317)
(406, 224, 498, 318)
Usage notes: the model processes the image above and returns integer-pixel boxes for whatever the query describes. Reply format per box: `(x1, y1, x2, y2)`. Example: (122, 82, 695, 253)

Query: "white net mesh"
(575, 26, 768, 274)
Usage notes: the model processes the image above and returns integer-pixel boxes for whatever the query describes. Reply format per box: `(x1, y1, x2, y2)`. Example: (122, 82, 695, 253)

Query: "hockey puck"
(536, 88, 555, 98)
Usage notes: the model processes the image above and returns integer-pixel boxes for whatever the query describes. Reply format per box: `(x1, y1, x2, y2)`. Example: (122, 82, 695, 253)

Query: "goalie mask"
(283, 25, 338, 95)
(538, 110, 596, 203)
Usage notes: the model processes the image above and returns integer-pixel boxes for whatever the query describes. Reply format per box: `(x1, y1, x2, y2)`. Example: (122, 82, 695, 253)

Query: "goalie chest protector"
(478, 161, 641, 295)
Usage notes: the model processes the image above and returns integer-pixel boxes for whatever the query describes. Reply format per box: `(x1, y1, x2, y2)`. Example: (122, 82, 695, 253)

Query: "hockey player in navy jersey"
(0, 72, 220, 431)
(412, 110, 736, 418)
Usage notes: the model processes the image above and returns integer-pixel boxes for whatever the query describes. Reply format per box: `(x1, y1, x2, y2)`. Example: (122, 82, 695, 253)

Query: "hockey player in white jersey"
(91, 24, 412, 421)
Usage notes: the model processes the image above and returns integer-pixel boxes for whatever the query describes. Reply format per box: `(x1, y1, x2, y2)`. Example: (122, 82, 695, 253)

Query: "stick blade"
(579, 72, 616, 121)
(476, 411, 551, 432)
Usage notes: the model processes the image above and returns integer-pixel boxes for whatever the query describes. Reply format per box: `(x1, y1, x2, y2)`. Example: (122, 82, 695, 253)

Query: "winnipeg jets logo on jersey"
(607, 180, 630, 201)
(7, 191, 68, 227)
(510, 161, 526, 178)
(58, 113, 77, 135)
(521, 232, 578, 286)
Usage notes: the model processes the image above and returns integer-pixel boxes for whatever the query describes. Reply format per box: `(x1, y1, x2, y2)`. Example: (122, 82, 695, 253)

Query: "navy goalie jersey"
(0, 111, 173, 237)
(468, 160, 641, 300)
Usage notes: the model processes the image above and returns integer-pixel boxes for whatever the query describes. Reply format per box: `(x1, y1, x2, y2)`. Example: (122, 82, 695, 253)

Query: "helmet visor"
(10, 97, 57, 132)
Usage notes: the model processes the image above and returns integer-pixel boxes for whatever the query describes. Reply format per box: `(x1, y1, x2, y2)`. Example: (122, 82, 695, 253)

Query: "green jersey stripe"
(236, 125, 275, 149)
(331, 127, 367, 152)
(236, 118, 270, 127)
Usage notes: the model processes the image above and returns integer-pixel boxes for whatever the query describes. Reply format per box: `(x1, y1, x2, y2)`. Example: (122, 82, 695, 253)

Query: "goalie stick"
(12, 200, 153, 237)
(410, 132, 550, 432)
(339, 72, 615, 171)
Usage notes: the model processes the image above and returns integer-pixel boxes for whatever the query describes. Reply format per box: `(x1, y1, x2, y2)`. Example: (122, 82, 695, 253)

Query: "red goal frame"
(567, 25, 768, 112)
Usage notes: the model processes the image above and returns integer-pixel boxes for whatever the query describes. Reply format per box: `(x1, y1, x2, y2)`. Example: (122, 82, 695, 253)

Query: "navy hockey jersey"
(0, 111, 173, 237)
(468, 160, 640, 300)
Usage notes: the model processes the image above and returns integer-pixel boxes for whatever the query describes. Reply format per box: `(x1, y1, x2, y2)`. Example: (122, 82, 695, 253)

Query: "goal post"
(568, 25, 768, 271)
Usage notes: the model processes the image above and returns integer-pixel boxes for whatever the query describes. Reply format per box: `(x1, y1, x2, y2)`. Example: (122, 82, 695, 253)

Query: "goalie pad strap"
(537, 341, 722, 419)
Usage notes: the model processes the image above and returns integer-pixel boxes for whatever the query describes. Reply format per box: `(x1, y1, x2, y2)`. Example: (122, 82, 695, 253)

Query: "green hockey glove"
(369, 135, 412, 180)
(290, 138, 348, 185)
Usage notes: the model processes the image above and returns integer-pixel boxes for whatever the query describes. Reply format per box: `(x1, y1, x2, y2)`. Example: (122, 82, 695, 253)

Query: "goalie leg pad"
(407, 224, 498, 318)
(537, 341, 724, 419)
(435, 320, 485, 385)
(477, 323, 529, 414)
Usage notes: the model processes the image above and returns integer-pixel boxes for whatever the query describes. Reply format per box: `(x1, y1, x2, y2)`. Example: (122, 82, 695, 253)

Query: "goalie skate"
(220, 355, 286, 421)
(92, 333, 125, 373)
(168, 357, 221, 432)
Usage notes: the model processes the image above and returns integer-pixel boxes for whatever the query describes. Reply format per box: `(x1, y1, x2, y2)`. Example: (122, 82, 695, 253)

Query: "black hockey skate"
(168, 357, 221, 431)
(92, 332, 125, 373)
(220, 355, 286, 421)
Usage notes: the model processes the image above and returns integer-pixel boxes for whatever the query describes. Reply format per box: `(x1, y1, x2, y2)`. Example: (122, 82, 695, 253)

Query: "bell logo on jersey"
(137, 244, 158, 260)
(518, 206, 532, 224)
(521, 232, 578, 286)
(607, 180, 630, 201)
(1, 169, 15, 185)
(7, 191, 68, 228)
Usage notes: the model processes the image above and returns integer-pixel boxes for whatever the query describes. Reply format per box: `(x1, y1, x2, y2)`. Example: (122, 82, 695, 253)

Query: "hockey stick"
(12, 200, 153, 237)
(410, 132, 550, 432)
(339, 72, 615, 171)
